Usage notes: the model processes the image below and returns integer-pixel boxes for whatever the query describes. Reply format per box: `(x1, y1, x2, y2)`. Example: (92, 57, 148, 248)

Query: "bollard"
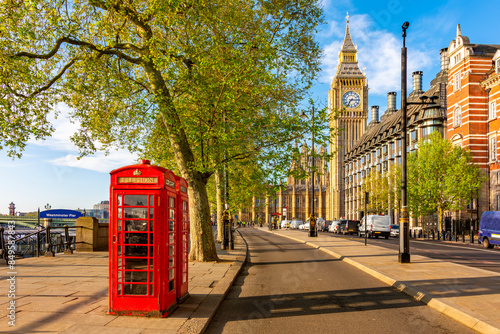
(45, 226, 55, 257)
(470, 224, 474, 244)
(64, 225, 73, 254)
(462, 230, 465, 243)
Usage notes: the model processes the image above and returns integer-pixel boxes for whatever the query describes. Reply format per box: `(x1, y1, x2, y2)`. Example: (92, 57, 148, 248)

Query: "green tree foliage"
(360, 164, 400, 216)
(0, 0, 326, 261)
(407, 131, 486, 232)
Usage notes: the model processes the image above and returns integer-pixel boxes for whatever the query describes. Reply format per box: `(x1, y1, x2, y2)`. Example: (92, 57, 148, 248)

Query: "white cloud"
(50, 150, 138, 173)
(320, 14, 433, 97)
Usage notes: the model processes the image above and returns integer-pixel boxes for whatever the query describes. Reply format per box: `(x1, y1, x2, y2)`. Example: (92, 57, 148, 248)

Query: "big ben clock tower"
(327, 13, 368, 220)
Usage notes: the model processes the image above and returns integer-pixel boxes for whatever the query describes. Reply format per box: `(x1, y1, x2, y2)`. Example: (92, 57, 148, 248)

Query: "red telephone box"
(108, 160, 188, 317)
(175, 175, 189, 302)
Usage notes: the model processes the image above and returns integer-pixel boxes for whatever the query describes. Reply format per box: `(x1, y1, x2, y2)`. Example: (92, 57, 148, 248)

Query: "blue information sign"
(40, 209, 83, 219)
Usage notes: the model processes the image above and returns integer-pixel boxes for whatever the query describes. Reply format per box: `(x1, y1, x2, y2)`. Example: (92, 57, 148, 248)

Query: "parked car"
(289, 220, 304, 229)
(358, 215, 391, 239)
(390, 224, 400, 237)
(478, 211, 500, 248)
(341, 220, 359, 235)
(324, 220, 334, 232)
(328, 220, 340, 233)
(337, 219, 348, 234)
(281, 220, 291, 229)
(299, 222, 308, 230)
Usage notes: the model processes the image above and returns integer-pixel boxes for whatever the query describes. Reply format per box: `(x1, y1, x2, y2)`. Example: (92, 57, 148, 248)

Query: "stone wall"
(75, 217, 109, 251)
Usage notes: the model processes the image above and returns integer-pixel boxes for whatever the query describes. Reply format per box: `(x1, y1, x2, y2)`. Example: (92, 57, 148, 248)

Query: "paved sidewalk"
(0, 232, 246, 334)
(261, 227, 500, 334)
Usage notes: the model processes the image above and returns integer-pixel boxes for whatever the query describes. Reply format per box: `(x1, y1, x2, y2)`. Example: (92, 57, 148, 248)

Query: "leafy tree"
(0, 0, 325, 261)
(360, 163, 400, 216)
(407, 131, 486, 232)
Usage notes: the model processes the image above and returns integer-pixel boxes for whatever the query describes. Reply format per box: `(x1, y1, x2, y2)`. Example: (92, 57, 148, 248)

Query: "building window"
(498, 172, 500, 185)
(490, 100, 497, 120)
(410, 130, 417, 141)
(496, 59, 500, 74)
(453, 105, 462, 127)
(497, 195, 500, 211)
(453, 72, 461, 91)
(489, 135, 497, 162)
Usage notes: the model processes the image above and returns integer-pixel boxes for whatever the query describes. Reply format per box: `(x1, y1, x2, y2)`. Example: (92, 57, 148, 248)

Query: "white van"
(358, 215, 391, 239)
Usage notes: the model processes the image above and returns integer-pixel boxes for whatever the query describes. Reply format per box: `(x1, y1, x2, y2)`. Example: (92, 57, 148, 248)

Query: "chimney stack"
(371, 106, 379, 124)
(387, 92, 397, 113)
(412, 71, 423, 96)
(440, 48, 450, 72)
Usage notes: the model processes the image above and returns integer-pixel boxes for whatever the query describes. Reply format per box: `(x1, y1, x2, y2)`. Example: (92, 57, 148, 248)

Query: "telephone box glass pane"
(124, 271, 148, 283)
(149, 195, 154, 206)
(124, 245, 148, 257)
(124, 233, 148, 244)
(124, 284, 147, 295)
(169, 197, 175, 207)
(125, 258, 148, 270)
(169, 221, 175, 231)
(118, 195, 122, 206)
(169, 257, 174, 268)
(124, 195, 148, 206)
(169, 245, 174, 256)
(124, 208, 147, 219)
(169, 280, 175, 292)
(169, 209, 175, 220)
(169, 233, 174, 244)
(169, 268, 174, 280)
(149, 208, 154, 219)
(124, 220, 148, 231)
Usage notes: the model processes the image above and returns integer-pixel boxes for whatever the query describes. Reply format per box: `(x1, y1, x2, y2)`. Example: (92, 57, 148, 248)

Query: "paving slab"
(261, 227, 500, 334)
(0, 231, 247, 333)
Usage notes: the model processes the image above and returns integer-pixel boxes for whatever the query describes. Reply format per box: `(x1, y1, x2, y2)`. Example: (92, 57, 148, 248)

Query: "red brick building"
(447, 24, 500, 216)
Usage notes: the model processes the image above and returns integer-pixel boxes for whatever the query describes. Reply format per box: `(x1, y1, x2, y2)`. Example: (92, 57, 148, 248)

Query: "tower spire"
(341, 12, 356, 52)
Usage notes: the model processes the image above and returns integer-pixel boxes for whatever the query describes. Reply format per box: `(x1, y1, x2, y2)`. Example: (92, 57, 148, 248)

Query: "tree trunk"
(438, 207, 444, 233)
(215, 168, 224, 243)
(143, 61, 218, 262)
(187, 173, 219, 262)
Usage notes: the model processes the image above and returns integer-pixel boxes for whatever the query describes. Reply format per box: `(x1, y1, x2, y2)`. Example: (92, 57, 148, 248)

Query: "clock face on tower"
(342, 91, 361, 108)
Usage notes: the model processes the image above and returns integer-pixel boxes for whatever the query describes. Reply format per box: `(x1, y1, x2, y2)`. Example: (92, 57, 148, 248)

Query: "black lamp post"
(302, 106, 317, 237)
(399, 21, 411, 263)
(399, 21, 440, 263)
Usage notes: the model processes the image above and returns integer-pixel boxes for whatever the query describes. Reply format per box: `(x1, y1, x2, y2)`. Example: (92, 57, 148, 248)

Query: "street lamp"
(302, 106, 317, 237)
(400, 21, 440, 263)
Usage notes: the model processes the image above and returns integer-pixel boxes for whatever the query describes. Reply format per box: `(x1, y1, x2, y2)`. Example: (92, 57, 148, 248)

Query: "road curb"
(178, 230, 248, 334)
(264, 229, 500, 334)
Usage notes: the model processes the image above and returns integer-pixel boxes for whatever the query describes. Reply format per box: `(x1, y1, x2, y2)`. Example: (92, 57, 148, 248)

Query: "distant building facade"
(446, 25, 500, 215)
(245, 143, 329, 224)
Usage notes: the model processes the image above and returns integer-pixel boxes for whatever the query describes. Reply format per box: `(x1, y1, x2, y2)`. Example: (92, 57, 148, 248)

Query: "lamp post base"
(398, 252, 410, 263)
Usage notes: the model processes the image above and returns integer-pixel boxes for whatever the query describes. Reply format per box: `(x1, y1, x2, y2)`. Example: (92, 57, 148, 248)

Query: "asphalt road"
(318, 230, 500, 273)
(206, 228, 474, 334)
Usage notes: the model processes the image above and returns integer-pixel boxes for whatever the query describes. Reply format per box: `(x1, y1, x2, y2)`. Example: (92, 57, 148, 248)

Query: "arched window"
(453, 105, 462, 127)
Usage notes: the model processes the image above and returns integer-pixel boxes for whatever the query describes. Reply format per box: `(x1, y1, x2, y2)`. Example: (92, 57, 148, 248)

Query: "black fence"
(0, 225, 80, 264)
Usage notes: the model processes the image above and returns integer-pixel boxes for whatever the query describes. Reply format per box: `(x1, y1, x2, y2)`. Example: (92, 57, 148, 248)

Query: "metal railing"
(0, 225, 80, 264)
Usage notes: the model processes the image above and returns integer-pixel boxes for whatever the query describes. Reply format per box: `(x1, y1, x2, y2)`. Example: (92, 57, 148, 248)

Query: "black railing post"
(64, 225, 73, 254)
(36, 229, 41, 257)
(0, 227, 6, 263)
(45, 226, 55, 257)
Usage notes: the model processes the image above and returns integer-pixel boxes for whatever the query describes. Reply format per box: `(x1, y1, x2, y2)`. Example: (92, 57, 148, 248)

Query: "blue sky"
(1, 0, 500, 214)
